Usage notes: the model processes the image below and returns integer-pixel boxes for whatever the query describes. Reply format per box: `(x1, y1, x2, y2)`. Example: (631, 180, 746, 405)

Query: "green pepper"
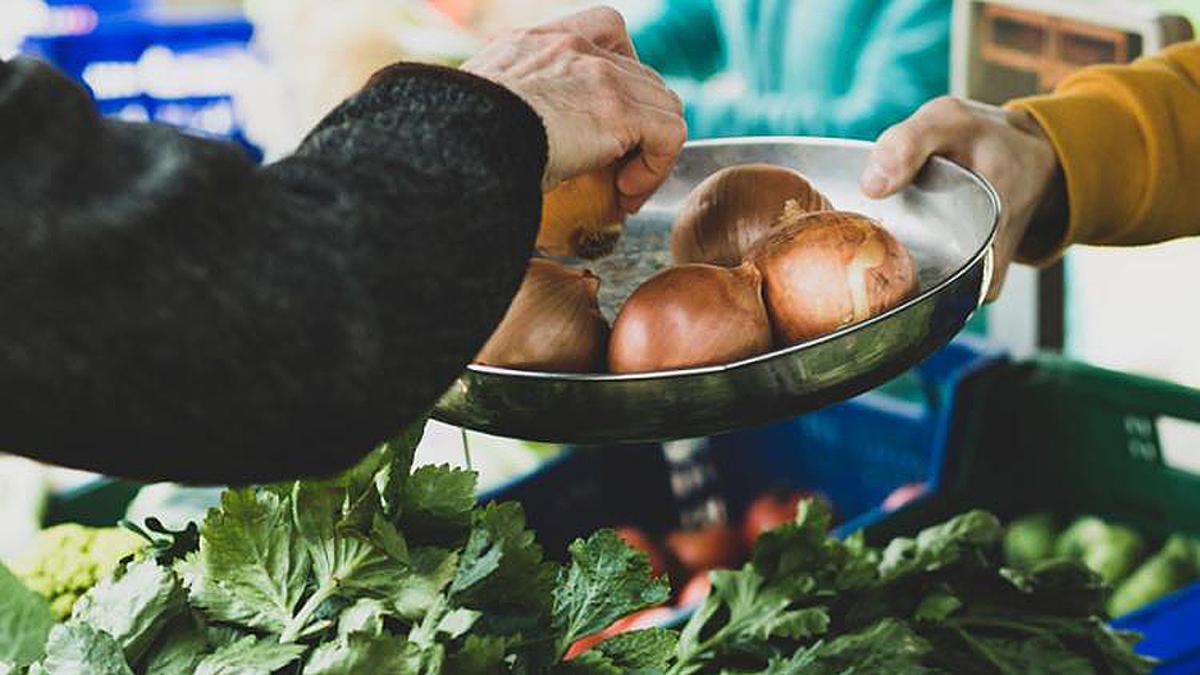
(1108, 534, 1200, 617)
(1004, 512, 1059, 566)
(1055, 516, 1145, 585)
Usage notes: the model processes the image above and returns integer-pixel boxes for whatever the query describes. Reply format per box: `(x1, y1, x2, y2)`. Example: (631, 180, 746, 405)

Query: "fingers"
(595, 55, 680, 117)
(617, 105, 687, 213)
(860, 96, 983, 198)
(531, 6, 637, 59)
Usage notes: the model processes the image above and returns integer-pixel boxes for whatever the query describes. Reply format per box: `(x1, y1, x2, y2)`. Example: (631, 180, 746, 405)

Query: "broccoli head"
(11, 524, 145, 620)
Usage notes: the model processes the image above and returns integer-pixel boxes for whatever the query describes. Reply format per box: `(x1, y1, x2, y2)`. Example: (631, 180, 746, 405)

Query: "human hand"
(860, 97, 1064, 300)
(463, 6, 687, 213)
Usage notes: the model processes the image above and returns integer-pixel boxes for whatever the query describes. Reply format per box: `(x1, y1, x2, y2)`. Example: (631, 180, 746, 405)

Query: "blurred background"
(0, 0, 1196, 556)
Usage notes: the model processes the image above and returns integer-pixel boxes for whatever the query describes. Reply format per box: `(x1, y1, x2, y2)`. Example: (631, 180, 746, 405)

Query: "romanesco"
(11, 524, 144, 620)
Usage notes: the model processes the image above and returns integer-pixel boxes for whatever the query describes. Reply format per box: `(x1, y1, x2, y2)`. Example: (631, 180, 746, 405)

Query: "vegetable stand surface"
(14, 340, 1194, 673)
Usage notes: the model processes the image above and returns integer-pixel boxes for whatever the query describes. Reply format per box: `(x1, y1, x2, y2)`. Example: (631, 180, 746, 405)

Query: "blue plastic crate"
(710, 335, 1003, 531)
(480, 336, 1004, 559)
(20, 7, 261, 159)
(1113, 582, 1200, 668)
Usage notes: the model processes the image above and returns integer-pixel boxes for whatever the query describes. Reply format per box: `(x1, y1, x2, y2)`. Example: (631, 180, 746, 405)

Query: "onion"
(537, 166, 625, 260)
(475, 258, 608, 372)
(749, 210, 918, 344)
(671, 163, 832, 266)
(609, 262, 772, 373)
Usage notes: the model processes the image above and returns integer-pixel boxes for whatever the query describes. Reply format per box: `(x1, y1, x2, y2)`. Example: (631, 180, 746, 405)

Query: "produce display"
(479, 162, 919, 374)
(613, 490, 827, 606)
(574, 501, 1153, 673)
(0, 436, 1157, 674)
(0, 426, 676, 674)
(1004, 512, 1200, 618)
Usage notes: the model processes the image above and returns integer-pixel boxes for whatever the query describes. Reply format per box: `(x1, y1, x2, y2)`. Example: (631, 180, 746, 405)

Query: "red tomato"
(882, 482, 928, 512)
(613, 526, 668, 578)
(677, 572, 712, 608)
(666, 523, 745, 573)
(741, 489, 805, 547)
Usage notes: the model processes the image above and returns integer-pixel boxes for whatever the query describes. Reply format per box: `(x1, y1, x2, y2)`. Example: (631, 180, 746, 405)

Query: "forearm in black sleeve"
(0, 58, 547, 483)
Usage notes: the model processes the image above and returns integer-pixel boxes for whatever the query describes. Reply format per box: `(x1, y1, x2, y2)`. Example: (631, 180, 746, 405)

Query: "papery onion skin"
(749, 210, 918, 345)
(609, 262, 773, 373)
(475, 258, 609, 372)
(671, 163, 832, 266)
(537, 167, 625, 260)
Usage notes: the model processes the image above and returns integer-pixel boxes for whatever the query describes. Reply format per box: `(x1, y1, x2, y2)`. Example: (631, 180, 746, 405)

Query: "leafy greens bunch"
(0, 426, 672, 674)
(663, 500, 1155, 674)
(0, 423, 1158, 675)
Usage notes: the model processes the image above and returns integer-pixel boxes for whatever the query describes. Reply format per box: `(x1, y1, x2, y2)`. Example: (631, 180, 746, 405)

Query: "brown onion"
(537, 166, 625, 259)
(609, 262, 772, 373)
(749, 210, 918, 345)
(476, 258, 608, 372)
(671, 163, 832, 266)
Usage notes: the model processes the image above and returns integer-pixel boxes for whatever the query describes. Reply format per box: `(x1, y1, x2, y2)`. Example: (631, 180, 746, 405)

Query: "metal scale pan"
(433, 137, 999, 443)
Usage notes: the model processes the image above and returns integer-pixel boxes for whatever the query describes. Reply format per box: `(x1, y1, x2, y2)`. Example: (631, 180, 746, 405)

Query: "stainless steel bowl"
(433, 137, 999, 443)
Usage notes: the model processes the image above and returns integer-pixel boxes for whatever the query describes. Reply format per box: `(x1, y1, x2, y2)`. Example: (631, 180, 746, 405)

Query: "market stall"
(1, 0, 1198, 673)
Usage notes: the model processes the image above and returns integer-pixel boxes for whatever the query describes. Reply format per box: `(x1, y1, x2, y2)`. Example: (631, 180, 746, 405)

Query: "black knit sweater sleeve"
(0, 58, 547, 483)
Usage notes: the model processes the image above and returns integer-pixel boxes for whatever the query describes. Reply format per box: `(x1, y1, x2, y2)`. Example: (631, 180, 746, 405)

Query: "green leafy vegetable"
(176, 488, 310, 634)
(11, 420, 1157, 675)
(139, 617, 211, 675)
(70, 559, 185, 663)
(594, 627, 678, 671)
(552, 529, 670, 655)
(192, 635, 306, 675)
(302, 633, 418, 675)
(664, 501, 1154, 675)
(399, 464, 477, 546)
(0, 562, 54, 666)
(39, 622, 134, 675)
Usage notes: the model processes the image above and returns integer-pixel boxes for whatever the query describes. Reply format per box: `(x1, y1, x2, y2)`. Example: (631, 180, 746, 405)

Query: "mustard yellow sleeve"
(1006, 41, 1200, 265)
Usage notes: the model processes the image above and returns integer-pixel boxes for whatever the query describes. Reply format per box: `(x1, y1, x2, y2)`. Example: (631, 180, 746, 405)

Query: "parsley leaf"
(596, 627, 678, 671)
(176, 489, 310, 634)
(192, 635, 306, 675)
(302, 633, 416, 675)
(399, 465, 477, 547)
(552, 529, 671, 655)
(39, 622, 134, 675)
(0, 562, 54, 666)
(71, 559, 185, 664)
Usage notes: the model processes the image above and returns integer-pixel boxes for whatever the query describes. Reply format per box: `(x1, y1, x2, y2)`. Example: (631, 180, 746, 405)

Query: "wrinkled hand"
(860, 97, 1063, 301)
(463, 6, 686, 213)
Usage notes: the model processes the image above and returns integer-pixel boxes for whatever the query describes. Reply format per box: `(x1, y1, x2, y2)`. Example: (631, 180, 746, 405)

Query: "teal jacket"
(632, 0, 952, 139)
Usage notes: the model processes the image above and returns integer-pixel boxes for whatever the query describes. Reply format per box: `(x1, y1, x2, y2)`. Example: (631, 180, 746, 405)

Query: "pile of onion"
(537, 166, 625, 260)
(671, 163, 831, 266)
(475, 258, 609, 372)
(749, 210, 918, 345)
(609, 262, 772, 373)
(484, 164, 918, 375)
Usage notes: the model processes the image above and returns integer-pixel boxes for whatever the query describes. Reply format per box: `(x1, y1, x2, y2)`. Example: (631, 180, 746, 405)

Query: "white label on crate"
(1156, 416, 1200, 476)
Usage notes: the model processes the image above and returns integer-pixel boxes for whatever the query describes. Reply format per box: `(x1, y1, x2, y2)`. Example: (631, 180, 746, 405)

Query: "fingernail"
(860, 161, 890, 197)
